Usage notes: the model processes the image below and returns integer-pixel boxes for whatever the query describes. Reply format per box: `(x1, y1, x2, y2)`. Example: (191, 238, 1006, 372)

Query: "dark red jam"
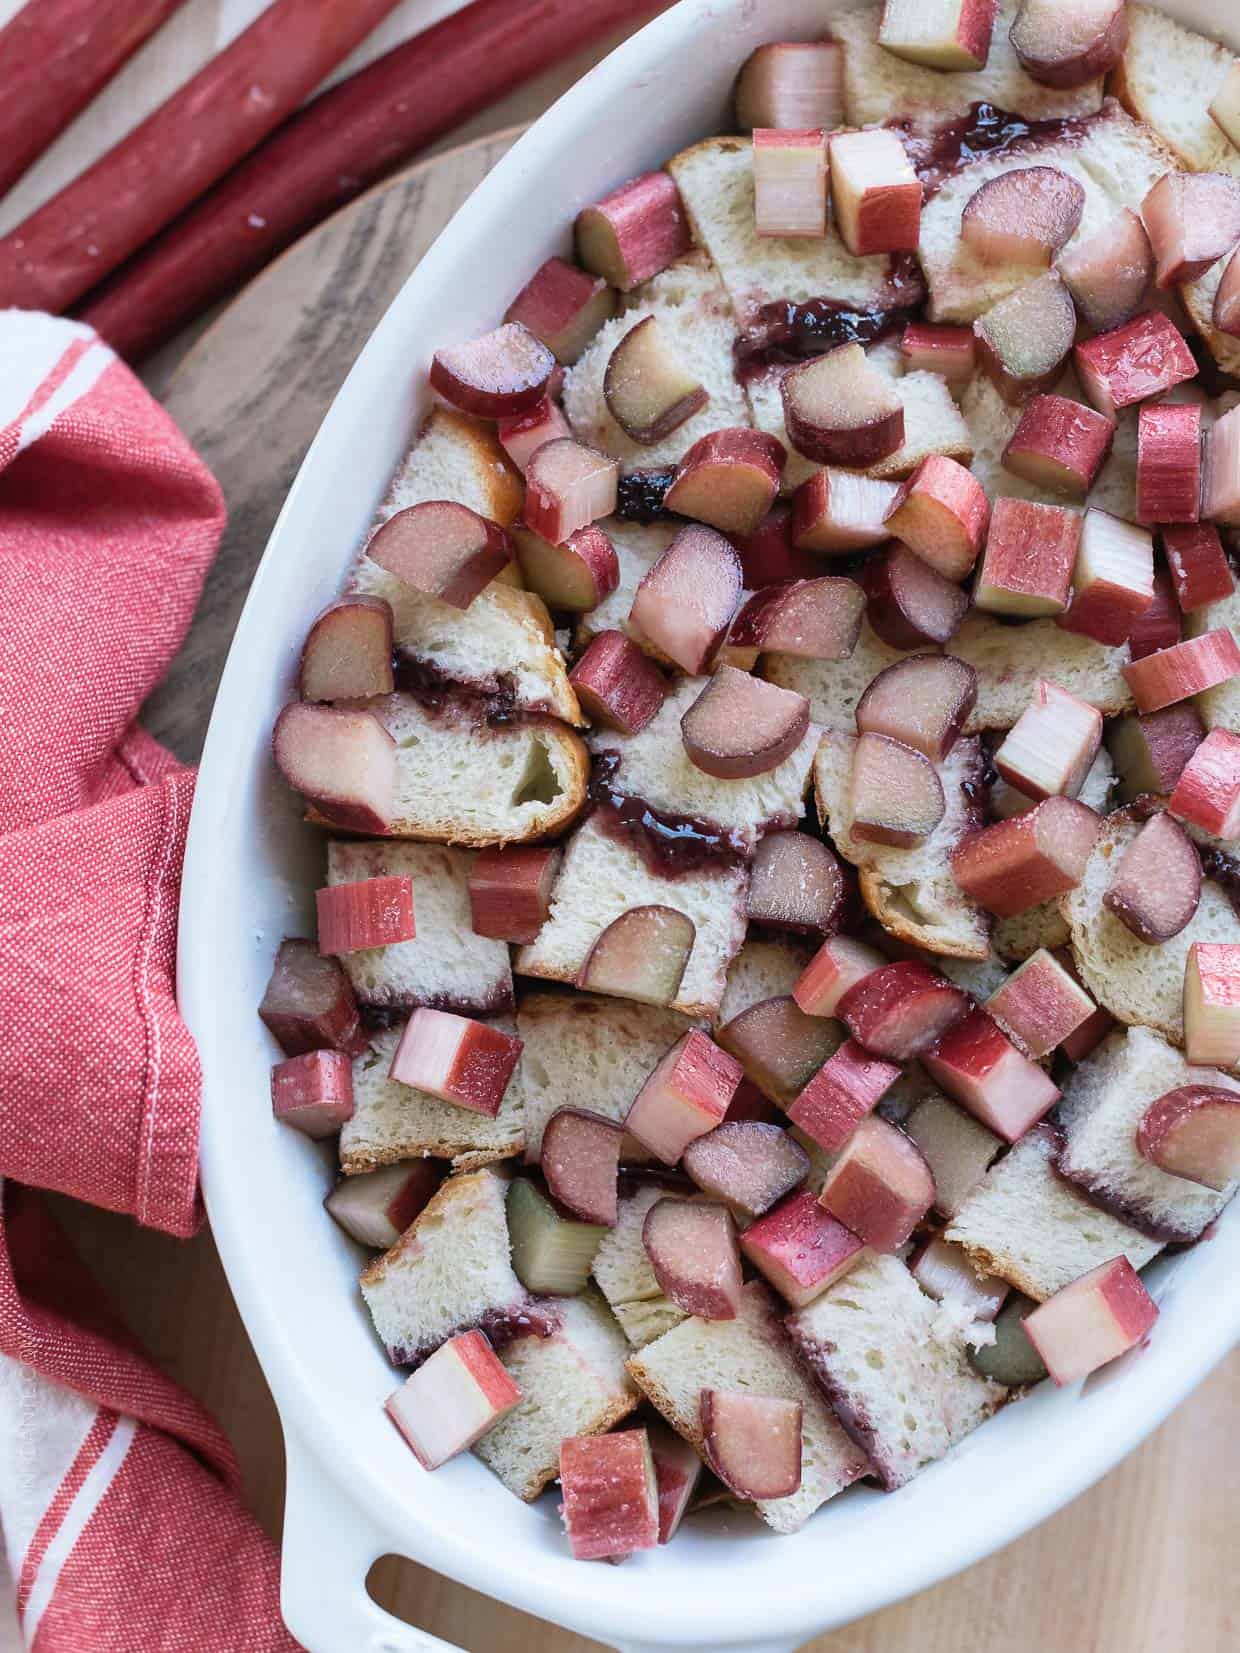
(393, 651, 520, 727)
(1201, 847, 1240, 922)
(735, 296, 914, 376)
(896, 102, 1088, 199)
(588, 753, 747, 875)
(616, 467, 677, 522)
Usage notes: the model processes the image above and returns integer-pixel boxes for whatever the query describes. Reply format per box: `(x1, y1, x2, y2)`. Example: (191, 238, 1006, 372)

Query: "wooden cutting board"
(53, 132, 1239, 1653)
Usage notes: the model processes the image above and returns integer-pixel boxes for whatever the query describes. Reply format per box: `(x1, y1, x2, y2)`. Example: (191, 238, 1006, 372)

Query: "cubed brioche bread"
(359, 1166, 536, 1366)
(373, 403, 524, 530)
(1057, 1026, 1239, 1243)
(786, 1254, 1006, 1491)
(574, 519, 679, 650)
(1187, 588, 1240, 733)
(1062, 808, 1240, 1044)
(1111, 5, 1240, 176)
(472, 1285, 638, 1501)
(765, 622, 932, 734)
(515, 814, 749, 1018)
(326, 840, 513, 1015)
(516, 992, 690, 1160)
(562, 253, 750, 466)
(592, 1183, 689, 1347)
(945, 1125, 1162, 1301)
(590, 676, 820, 855)
(718, 937, 816, 1025)
(953, 612, 1133, 732)
(667, 137, 917, 329)
(832, 0, 1104, 130)
(813, 729, 991, 958)
(341, 1022, 524, 1174)
(317, 693, 587, 846)
(627, 1281, 870, 1532)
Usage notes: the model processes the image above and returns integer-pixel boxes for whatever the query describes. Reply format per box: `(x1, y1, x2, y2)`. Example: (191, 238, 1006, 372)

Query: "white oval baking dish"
(179, 3, 1240, 1649)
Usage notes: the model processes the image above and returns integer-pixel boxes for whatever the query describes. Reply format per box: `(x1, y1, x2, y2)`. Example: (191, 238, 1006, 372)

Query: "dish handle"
(280, 1432, 465, 1653)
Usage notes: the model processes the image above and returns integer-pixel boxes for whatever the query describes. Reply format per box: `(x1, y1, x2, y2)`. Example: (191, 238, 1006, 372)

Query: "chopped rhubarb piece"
(855, 654, 978, 762)
(1203, 403, 1240, 525)
(643, 1198, 743, 1320)
(504, 257, 617, 365)
(272, 702, 395, 835)
(900, 321, 976, 383)
(700, 1390, 802, 1499)
(883, 453, 990, 580)
(1137, 1085, 1240, 1192)
(1003, 394, 1115, 499)
(718, 995, 842, 1104)
(904, 1096, 1002, 1218)
(578, 905, 696, 1008)
(878, 0, 997, 70)
(723, 1078, 785, 1127)
(522, 438, 618, 545)
(1136, 404, 1202, 526)
(735, 41, 845, 131)
(569, 631, 666, 736)
(1215, 247, 1240, 337)
(1125, 565, 1182, 661)
(1056, 509, 1154, 646)
(387, 1330, 522, 1471)
(740, 1190, 865, 1307)
(648, 1422, 703, 1545)
(994, 679, 1103, 802)
(923, 1008, 1060, 1142)
(258, 937, 363, 1058)
(681, 666, 810, 780)
(1123, 628, 1240, 712)
(838, 959, 970, 1060)
(1009, 0, 1129, 87)
(787, 1039, 901, 1153)
(829, 127, 922, 256)
(664, 428, 785, 537)
(909, 1236, 1009, 1321)
(791, 467, 900, 553)
(1056, 945, 1116, 1063)
(316, 875, 414, 956)
(325, 1161, 444, 1250)
(752, 128, 828, 239)
(368, 500, 513, 610)
(468, 846, 561, 946)
(576, 171, 692, 292)
(951, 797, 1101, 916)
(1163, 524, 1233, 613)
(388, 1009, 523, 1118)
(625, 1031, 742, 1163)
(271, 1049, 353, 1139)
(1141, 171, 1240, 289)
(1056, 207, 1153, 334)
(298, 595, 394, 702)
(729, 577, 865, 660)
(1185, 942, 1240, 1068)
(818, 1115, 934, 1252)
(541, 1107, 623, 1226)
(1023, 1258, 1157, 1386)
(1209, 60, 1240, 149)
(974, 496, 1081, 618)
(986, 947, 1096, 1059)
(560, 1430, 660, 1560)
(794, 935, 886, 1019)
(507, 1178, 605, 1297)
(1169, 728, 1240, 839)
(962, 166, 1084, 268)
(514, 522, 619, 612)
(630, 523, 743, 674)
(737, 503, 825, 585)
(1074, 312, 1197, 422)
(782, 342, 905, 466)
(850, 731, 946, 847)
(604, 315, 709, 446)
(497, 399, 572, 474)
(682, 1121, 809, 1219)
(1109, 705, 1205, 799)
(975, 270, 1076, 405)
(861, 542, 969, 649)
(430, 322, 554, 418)
(748, 831, 845, 934)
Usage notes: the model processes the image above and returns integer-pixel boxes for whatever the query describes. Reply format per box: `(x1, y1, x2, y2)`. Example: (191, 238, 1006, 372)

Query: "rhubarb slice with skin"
(569, 631, 666, 736)
(975, 271, 1076, 405)
(993, 679, 1103, 802)
(1008, 0, 1129, 87)
(1125, 565, 1182, 662)
(854, 654, 978, 762)
(316, 875, 414, 956)
(298, 595, 394, 702)
(1022, 1258, 1157, 1386)
(829, 127, 922, 256)
(962, 165, 1084, 268)
(1108, 705, 1204, 799)
(1074, 311, 1197, 422)
(1184, 942, 1240, 1068)
(740, 1190, 865, 1307)
(1141, 171, 1240, 289)
(1215, 247, 1240, 337)
(649, 1422, 703, 1544)
(514, 522, 619, 612)
(753, 128, 828, 239)
(975, 496, 1081, 618)
(781, 342, 905, 467)
(258, 937, 364, 1058)
(909, 1236, 1009, 1322)
(271, 703, 395, 836)
(1136, 404, 1202, 526)
(794, 935, 886, 1019)
(791, 467, 900, 552)
(900, 321, 976, 383)
(325, 1160, 444, 1251)
(883, 453, 990, 580)
(1055, 945, 1116, 1064)
(837, 960, 970, 1060)
(1137, 1086, 1240, 1192)
(387, 1330, 522, 1471)
(541, 1107, 623, 1226)
(922, 1008, 1060, 1142)
(861, 542, 969, 648)
(504, 257, 617, 365)
(430, 322, 554, 418)
(1002, 395, 1114, 500)
(951, 797, 1101, 916)
(735, 40, 844, 131)
(1123, 629, 1240, 713)
(664, 428, 785, 537)
(576, 171, 692, 292)
(728, 577, 865, 660)
(878, 0, 997, 70)
(850, 732, 946, 847)
(522, 438, 619, 546)
(625, 1031, 742, 1163)
(787, 1039, 902, 1153)
(748, 831, 845, 934)
(389, 1009, 523, 1118)
(717, 995, 843, 1105)
(578, 905, 696, 1007)
(604, 315, 709, 446)
(1056, 208, 1153, 334)
(560, 1430, 660, 1560)
(506, 1178, 604, 1296)
(367, 500, 513, 610)
(700, 1390, 802, 1499)
(737, 503, 825, 585)
(643, 1199, 743, 1320)
(271, 1049, 353, 1139)
(682, 1121, 809, 1220)
(1162, 524, 1233, 613)
(818, 1115, 935, 1252)
(985, 947, 1096, 1059)
(1169, 728, 1240, 839)
(904, 1096, 1002, 1218)
(1056, 508, 1154, 647)
(629, 523, 743, 675)
(497, 399, 573, 474)
(1203, 404, 1240, 525)
(681, 665, 810, 780)
(468, 845, 561, 945)
(1104, 810, 1202, 944)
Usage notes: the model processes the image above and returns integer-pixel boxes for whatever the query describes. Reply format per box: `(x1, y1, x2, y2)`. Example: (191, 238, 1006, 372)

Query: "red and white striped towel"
(0, 312, 298, 1649)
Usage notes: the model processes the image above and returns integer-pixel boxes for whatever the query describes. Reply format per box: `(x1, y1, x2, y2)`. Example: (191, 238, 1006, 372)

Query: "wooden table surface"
(4, 2, 1238, 1648)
